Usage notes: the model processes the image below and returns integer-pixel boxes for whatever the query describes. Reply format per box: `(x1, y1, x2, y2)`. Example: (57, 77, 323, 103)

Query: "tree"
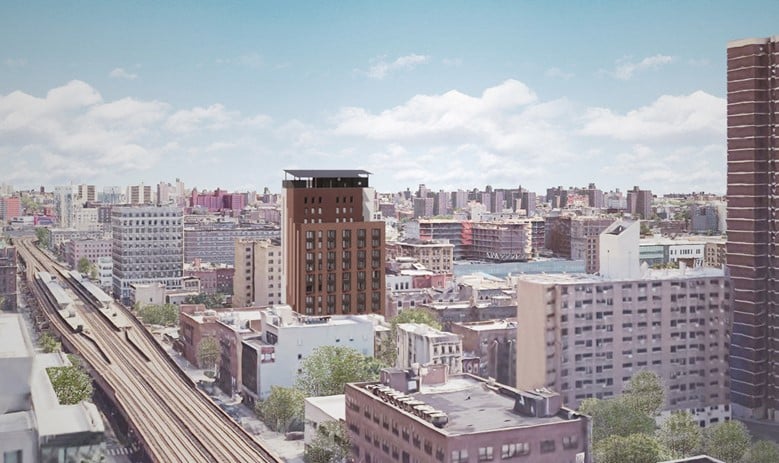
(136, 303, 179, 326)
(296, 346, 379, 397)
(705, 420, 751, 463)
(595, 433, 661, 463)
(21, 195, 39, 214)
(39, 332, 61, 353)
(46, 364, 93, 405)
(184, 293, 224, 309)
(578, 397, 655, 443)
(623, 370, 665, 417)
(256, 386, 305, 433)
(304, 420, 351, 463)
(197, 337, 220, 371)
(744, 440, 779, 463)
(658, 411, 702, 460)
(77, 257, 92, 274)
(35, 227, 50, 249)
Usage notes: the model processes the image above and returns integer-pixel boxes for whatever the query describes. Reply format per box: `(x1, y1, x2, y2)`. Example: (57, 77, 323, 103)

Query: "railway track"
(17, 238, 280, 463)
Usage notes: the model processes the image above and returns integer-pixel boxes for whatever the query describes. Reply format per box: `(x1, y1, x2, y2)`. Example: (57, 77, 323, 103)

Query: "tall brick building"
(727, 36, 779, 419)
(282, 170, 385, 316)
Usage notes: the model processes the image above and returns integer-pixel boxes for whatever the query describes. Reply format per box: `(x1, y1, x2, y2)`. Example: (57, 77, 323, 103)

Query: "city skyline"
(2, 2, 779, 194)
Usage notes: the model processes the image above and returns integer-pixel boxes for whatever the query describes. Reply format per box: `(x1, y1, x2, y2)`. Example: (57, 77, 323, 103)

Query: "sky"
(1, 1, 778, 195)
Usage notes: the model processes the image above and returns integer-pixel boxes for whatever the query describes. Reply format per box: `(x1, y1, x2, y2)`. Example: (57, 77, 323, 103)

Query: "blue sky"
(1, 1, 777, 195)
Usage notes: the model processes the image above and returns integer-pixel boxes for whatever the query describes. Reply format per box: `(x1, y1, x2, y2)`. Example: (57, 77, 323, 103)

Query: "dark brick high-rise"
(727, 36, 779, 419)
(282, 170, 386, 316)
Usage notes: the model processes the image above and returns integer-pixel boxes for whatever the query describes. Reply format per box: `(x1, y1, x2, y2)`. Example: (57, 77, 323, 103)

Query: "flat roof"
(516, 267, 725, 285)
(284, 169, 371, 178)
(408, 377, 575, 434)
(306, 394, 346, 421)
(455, 319, 517, 331)
(0, 314, 32, 359)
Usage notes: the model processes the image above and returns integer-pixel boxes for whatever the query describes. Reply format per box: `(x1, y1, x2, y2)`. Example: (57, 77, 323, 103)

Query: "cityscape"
(3, 2, 779, 463)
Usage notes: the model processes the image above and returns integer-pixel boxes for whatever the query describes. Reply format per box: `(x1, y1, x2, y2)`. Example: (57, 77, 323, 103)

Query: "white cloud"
(362, 54, 429, 79)
(545, 67, 574, 80)
(442, 58, 463, 67)
(610, 54, 673, 80)
(109, 67, 138, 80)
(4, 58, 27, 69)
(165, 104, 239, 133)
(579, 90, 724, 142)
(334, 79, 539, 144)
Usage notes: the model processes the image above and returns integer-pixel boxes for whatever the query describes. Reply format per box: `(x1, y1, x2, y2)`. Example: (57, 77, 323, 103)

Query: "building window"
(501, 442, 530, 458)
(562, 435, 578, 450)
(540, 440, 555, 454)
(478, 446, 494, 461)
(3, 450, 22, 463)
(451, 450, 468, 463)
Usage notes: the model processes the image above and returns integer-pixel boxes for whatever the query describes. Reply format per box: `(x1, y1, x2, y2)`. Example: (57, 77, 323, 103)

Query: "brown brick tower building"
(282, 170, 386, 316)
(727, 36, 779, 419)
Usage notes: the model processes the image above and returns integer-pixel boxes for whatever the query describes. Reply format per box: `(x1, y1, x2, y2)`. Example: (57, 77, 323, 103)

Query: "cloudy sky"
(1, 1, 777, 195)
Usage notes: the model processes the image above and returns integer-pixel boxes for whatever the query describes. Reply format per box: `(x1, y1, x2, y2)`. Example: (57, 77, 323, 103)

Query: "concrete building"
(111, 205, 183, 303)
(404, 220, 468, 260)
(390, 240, 454, 274)
(282, 170, 386, 316)
(127, 184, 153, 205)
(726, 36, 779, 419)
(627, 185, 653, 219)
(345, 372, 591, 463)
(0, 314, 104, 462)
(304, 395, 345, 450)
(0, 242, 17, 311)
(570, 216, 615, 274)
(396, 323, 462, 374)
(184, 261, 234, 295)
(96, 256, 112, 289)
(469, 221, 532, 262)
(639, 237, 709, 269)
(413, 197, 434, 219)
(233, 239, 283, 308)
(0, 196, 21, 224)
(451, 319, 517, 386)
(515, 267, 731, 425)
(63, 239, 112, 270)
(183, 221, 280, 266)
(240, 306, 375, 402)
(690, 203, 722, 234)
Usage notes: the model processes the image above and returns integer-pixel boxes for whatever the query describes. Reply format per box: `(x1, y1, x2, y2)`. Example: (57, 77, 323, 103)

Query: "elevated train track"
(17, 238, 280, 463)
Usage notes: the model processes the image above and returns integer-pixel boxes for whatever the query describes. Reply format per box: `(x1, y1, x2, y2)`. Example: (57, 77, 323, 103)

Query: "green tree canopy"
(296, 346, 379, 397)
(256, 386, 305, 433)
(658, 411, 702, 460)
(184, 293, 225, 309)
(744, 440, 779, 463)
(35, 227, 50, 248)
(595, 433, 661, 463)
(136, 303, 179, 326)
(39, 332, 61, 353)
(46, 364, 93, 405)
(304, 420, 351, 463)
(197, 337, 220, 371)
(578, 397, 655, 443)
(623, 370, 665, 417)
(77, 257, 92, 274)
(705, 420, 751, 463)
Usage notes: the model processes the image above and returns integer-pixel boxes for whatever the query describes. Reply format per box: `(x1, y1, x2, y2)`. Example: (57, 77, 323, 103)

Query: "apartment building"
(63, 239, 112, 269)
(233, 238, 283, 307)
(570, 216, 615, 274)
(389, 239, 454, 274)
(451, 319, 517, 387)
(111, 205, 183, 303)
(183, 221, 280, 266)
(345, 372, 591, 463)
(404, 220, 468, 260)
(516, 221, 731, 425)
(396, 323, 462, 375)
(627, 186, 653, 219)
(282, 170, 385, 316)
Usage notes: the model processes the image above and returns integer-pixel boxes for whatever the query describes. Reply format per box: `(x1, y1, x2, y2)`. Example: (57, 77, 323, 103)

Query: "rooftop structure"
(345, 373, 591, 463)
